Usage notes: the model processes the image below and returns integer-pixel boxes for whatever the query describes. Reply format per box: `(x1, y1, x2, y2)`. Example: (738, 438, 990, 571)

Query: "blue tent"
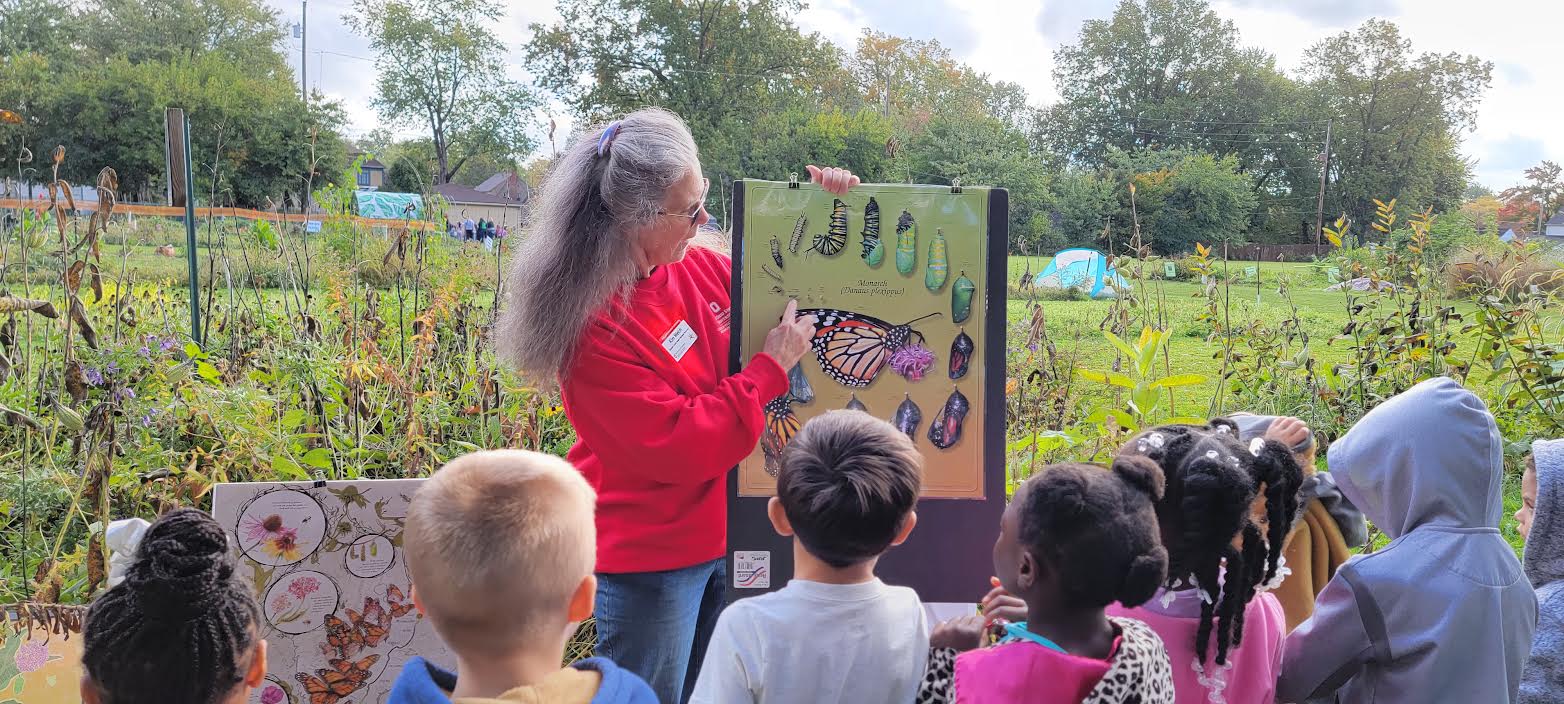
(1033, 248, 1130, 299)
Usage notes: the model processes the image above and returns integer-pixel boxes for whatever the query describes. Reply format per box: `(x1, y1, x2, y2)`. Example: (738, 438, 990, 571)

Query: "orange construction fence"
(0, 197, 442, 232)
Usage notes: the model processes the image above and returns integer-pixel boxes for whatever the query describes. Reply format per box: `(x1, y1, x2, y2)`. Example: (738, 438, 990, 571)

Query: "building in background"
(433, 171, 529, 227)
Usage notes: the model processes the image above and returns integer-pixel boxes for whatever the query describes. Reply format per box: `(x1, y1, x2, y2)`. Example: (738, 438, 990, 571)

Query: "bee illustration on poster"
(726, 178, 1008, 603)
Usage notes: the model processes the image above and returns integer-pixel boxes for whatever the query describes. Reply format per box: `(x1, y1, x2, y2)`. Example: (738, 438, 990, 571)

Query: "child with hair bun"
(80, 507, 269, 704)
(1104, 419, 1304, 704)
(918, 459, 1175, 704)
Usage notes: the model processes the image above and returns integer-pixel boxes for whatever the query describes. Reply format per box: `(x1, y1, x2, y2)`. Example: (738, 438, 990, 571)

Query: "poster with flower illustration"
(214, 479, 451, 704)
(0, 624, 85, 704)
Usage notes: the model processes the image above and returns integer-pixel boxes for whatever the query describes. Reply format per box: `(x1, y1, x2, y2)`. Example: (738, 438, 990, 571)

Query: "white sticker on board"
(734, 551, 771, 589)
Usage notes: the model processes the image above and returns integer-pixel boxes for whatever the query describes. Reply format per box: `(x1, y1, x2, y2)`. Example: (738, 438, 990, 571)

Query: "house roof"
(348, 152, 386, 171)
(1548, 209, 1564, 227)
(434, 182, 525, 206)
(474, 171, 530, 203)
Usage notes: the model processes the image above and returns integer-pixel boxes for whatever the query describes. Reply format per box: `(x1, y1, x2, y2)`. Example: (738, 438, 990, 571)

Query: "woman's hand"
(930, 614, 987, 652)
(806, 165, 860, 195)
(1265, 417, 1310, 449)
(762, 300, 816, 371)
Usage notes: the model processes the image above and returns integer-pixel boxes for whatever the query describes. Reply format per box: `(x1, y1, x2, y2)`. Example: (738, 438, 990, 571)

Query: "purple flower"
(117, 387, 136, 400)
(138, 346, 151, 357)
(83, 367, 104, 386)
(106, 361, 120, 375)
(14, 639, 46, 673)
(889, 343, 935, 382)
(261, 685, 285, 704)
(159, 337, 178, 352)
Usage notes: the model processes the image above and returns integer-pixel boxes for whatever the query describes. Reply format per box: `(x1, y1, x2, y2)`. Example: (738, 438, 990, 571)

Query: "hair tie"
(596, 121, 622, 157)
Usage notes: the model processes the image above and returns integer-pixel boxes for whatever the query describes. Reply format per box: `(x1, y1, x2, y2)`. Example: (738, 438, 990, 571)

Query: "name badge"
(661, 320, 698, 362)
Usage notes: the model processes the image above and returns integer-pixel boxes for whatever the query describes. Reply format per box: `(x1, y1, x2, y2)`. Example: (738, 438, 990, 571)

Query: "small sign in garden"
(1164, 261, 1178, 278)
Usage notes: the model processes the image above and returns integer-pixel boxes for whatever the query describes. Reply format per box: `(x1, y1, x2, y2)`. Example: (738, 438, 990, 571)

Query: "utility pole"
(300, 0, 308, 105)
(1313, 118, 1333, 253)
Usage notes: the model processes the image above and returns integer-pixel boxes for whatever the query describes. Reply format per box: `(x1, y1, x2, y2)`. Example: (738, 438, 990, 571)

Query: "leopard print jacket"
(915, 616, 1175, 704)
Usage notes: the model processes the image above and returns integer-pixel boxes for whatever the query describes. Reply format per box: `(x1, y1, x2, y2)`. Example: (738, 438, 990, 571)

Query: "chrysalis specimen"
(949, 328, 973, 380)
(925, 227, 948, 291)
(845, 393, 867, 412)
(927, 387, 970, 450)
(787, 362, 815, 403)
(951, 271, 976, 323)
(808, 199, 848, 255)
(895, 210, 917, 275)
(789, 214, 807, 254)
(860, 197, 881, 261)
(892, 393, 922, 439)
(770, 235, 784, 270)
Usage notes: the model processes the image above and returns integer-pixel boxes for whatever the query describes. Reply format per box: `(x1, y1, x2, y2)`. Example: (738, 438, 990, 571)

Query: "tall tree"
(349, 0, 538, 185)
(1501, 161, 1564, 231)
(525, 0, 847, 195)
(903, 114, 1051, 251)
(82, 0, 289, 75)
(1301, 19, 1490, 232)
(850, 31, 1029, 132)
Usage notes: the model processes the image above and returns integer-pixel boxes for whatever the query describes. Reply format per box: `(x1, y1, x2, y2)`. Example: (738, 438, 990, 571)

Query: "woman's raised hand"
(762, 299, 816, 371)
(806, 165, 861, 195)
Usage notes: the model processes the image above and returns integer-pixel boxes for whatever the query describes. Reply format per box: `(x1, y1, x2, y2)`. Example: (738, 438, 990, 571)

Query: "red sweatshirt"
(560, 246, 789, 574)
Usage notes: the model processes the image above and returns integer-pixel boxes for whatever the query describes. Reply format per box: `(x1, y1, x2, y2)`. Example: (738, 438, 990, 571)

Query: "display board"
(0, 615, 85, 704)
(213, 479, 450, 704)
(727, 180, 1008, 602)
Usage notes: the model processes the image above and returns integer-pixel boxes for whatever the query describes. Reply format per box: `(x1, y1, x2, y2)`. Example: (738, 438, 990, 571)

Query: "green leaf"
(1136, 328, 1161, 377)
(301, 448, 333, 469)
(1075, 368, 1109, 384)
(1103, 330, 1139, 362)
(1131, 387, 1160, 417)
(280, 409, 308, 431)
(196, 361, 220, 383)
(270, 455, 308, 480)
(1151, 374, 1207, 389)
(1104, 371, 1136, 389)
(184, 342, 203, 359)
(1165, 416, 1208, 426)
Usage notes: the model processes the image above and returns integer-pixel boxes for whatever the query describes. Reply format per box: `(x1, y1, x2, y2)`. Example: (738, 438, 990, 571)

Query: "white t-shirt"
(690, 578, 929, 704)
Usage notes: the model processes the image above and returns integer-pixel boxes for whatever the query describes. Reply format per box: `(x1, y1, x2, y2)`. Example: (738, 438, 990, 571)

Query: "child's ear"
(889, 511, 918, 546)
(567, 574, 596, 623)
(1017, 549, 1039, 592)
(244, 639, 269, 688)
(767, 497, 794, 537)
(410, 585, 426, 618)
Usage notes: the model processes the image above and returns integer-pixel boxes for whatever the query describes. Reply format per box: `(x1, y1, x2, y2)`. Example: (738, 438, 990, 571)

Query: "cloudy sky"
(268, 0, 1559, 190)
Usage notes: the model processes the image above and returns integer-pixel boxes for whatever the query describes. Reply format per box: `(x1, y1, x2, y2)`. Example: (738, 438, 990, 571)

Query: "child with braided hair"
(1102, 419, 1305, 704)
(918, 458, 1176, 704)
(80, 507, 269, 704)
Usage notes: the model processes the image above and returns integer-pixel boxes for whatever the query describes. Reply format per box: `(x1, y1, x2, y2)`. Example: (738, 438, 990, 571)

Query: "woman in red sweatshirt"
(495, 107, 857, 704)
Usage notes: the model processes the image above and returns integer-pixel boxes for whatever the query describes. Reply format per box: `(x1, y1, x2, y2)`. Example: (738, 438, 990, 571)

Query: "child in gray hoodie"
(1517, 440, 1564, 703)
(1276, 377, 1538, 703)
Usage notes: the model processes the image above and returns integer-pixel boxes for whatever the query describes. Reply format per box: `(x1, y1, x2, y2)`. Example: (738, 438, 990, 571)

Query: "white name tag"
(661, 320, 698, 362)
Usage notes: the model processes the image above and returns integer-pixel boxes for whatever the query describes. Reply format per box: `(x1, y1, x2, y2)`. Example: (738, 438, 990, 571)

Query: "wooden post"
(1314, 119, 1333, 255)
(165, 108, 201, 343)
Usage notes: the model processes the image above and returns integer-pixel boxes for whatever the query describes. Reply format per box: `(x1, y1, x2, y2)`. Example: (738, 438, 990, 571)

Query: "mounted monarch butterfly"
(795, 309, 941, 388)
(296, 653, 377, 704)
(760, 395, 801, 477)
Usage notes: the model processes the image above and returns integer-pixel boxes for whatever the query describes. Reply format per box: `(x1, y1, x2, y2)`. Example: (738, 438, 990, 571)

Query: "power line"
(1118, 114, 1332, 126)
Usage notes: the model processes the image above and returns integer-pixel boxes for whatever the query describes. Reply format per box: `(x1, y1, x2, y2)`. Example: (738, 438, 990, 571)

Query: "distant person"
(690, 410, 928, 704)
(921, 456, 1174, 703)
(462, 216, 475, 240)
(80, 508, 270, 704)
(1516, 440, 1564, 704)
(388, 450, 656, 703)
(1277, 378, 1537, 703)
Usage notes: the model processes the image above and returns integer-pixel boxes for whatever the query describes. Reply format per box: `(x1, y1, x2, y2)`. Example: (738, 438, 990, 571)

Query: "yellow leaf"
(1325, 232, 1343, 247)
(1372, 198, 1387, 209)
(1372, 222, 1389, 232)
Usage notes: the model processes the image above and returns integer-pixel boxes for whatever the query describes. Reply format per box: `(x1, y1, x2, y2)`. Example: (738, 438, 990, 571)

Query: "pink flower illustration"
(243, 514, 287, 542)
(260, 684, 285, 704)
(287, 575, 321, 600)
(889, 343, 935, 381)
(14, 639, 46, 673)
(269, 594, 292, 614)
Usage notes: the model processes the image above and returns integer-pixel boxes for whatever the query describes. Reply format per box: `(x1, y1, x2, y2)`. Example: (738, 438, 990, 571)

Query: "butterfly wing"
(361, 596, 388, 628)
(386, 584, 417, 618)
(796, 309, 896, 388)
(324, 614, 362, 658)
(295, 672, 342, 704)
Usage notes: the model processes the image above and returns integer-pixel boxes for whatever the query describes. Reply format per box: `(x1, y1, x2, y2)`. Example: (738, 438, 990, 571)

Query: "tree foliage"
(1500, 161, 1564, 230)
(349, 0, 538, 185)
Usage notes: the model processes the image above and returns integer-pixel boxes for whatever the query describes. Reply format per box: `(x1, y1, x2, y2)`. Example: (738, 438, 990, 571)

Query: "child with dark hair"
(918, 459, 1175, 704)
(80, 508, 269, 704)
(1103, 419, 1304, 704)
(1518, 442, 1564, 703)
(690, 410, 926, 704)
(1277, 378, 1537, 703)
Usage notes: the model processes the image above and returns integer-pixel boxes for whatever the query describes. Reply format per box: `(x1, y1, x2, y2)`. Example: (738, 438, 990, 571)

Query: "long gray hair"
(494, 108, 700, 384)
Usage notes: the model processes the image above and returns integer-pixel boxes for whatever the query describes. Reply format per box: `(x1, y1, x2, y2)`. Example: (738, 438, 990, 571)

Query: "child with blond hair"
(389, 450, 655, 703)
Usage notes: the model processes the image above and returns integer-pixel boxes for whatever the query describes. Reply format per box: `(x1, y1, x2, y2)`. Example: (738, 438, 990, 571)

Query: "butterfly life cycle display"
(728, 179, 1008, 602)
(213, 479, 448, 704)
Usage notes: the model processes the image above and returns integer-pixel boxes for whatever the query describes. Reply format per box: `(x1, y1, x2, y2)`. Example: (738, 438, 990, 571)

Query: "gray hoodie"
(1276, 377, 1538, 704)
(1521, 439, 1564, 703)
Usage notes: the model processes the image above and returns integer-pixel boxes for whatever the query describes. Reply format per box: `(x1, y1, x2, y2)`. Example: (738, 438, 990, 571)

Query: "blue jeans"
(595, 558, 726, 704)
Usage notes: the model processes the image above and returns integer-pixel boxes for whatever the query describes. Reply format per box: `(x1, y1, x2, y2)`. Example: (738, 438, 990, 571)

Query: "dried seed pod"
(925, 227, 948, 291)
(927, 387, 970, 450)
(845, 393, 867, 412)
(951, 271, 976, 323)
(949, 329, 974, 380)
(895, 211, 917, 275)
(892, 393, 922, 439)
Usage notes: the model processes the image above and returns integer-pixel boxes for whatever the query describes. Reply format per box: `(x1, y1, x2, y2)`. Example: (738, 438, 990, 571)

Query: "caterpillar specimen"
(860, 197, 881, 264)
(789, 214, 807, 254)
(808, 199, 848, 255)
(895, 210, 917, 275)
(770, 235, 784, 269)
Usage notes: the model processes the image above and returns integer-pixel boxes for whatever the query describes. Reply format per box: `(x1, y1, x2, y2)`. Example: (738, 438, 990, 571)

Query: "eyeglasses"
(658, 177, 709, 225)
